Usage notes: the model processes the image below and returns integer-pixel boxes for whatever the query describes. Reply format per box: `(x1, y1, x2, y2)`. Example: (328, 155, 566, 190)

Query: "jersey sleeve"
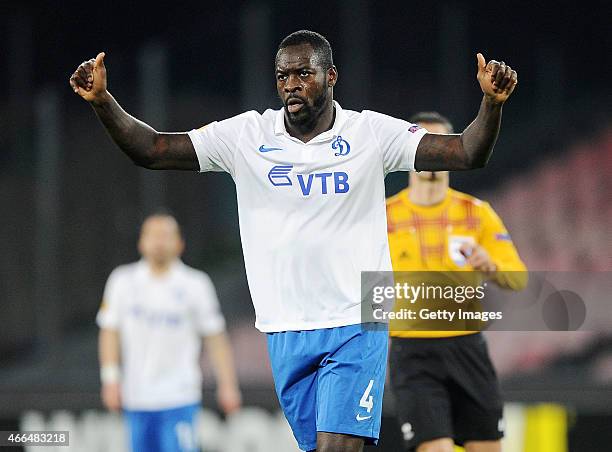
(193, 273, 227, 336)
(366, 111, 428, 174)
(187, 111, 254, 175)
(96, 269, 123, 330)
(479, 202, 528, 290)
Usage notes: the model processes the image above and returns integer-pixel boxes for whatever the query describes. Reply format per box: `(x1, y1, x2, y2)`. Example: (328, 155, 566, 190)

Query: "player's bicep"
(148, 132, 199, 171)
(414, 133, 471, 171)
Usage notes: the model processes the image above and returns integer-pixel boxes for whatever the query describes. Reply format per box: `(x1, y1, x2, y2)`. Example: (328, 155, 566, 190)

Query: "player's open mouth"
(286, 98, 305, 113)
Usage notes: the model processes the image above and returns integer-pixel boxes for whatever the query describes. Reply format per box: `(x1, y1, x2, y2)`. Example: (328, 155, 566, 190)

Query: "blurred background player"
(97, 210, 241, 452)
(386, 112, 527, 452)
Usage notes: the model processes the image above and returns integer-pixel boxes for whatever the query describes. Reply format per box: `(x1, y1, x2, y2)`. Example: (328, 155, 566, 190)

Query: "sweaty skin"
(275, 43, 337, 143)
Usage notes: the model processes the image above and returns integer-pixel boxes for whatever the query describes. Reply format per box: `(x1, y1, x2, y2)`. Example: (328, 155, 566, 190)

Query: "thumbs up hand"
(69, 52, 108, 104)
(476, 53, 518, 104)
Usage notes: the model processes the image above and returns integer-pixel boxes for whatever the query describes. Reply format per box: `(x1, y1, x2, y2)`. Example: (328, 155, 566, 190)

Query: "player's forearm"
(91, 92, 161, 168)
(460, 96, 503, 168)
(414, 96, 503, 171)
(204, 333, 240, 390)
(98, 328, 121, 367)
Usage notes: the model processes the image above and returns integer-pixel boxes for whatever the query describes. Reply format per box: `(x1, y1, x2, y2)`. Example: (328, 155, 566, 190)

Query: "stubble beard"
(285, 88, 329, 133)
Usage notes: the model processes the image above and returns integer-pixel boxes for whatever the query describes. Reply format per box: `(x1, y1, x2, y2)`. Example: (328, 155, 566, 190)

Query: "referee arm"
(415, 53, 518, 171)
(69, 52, 199, 171)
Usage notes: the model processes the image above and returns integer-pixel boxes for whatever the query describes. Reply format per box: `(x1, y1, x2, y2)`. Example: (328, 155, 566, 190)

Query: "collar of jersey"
(274, 100, 348, 144)
(404, 187, 453, 213)
(136, 258, 183, 280)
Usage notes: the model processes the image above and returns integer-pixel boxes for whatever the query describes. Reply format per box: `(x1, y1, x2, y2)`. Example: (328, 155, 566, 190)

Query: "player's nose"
(284, 74, 302, 93)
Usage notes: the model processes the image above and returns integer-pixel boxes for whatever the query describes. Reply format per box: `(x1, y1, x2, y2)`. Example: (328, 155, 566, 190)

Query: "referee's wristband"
(100, 364, 121, 384)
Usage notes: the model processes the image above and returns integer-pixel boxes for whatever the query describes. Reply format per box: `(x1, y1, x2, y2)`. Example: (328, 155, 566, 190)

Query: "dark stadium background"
(1, 1, 610, 450)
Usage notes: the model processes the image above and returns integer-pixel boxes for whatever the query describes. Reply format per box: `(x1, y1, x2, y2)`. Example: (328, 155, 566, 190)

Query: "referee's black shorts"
(389, 333, 504, 451)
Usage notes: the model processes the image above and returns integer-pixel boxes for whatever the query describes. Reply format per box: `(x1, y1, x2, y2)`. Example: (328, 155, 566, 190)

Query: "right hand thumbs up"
(69, 52, 108, 103)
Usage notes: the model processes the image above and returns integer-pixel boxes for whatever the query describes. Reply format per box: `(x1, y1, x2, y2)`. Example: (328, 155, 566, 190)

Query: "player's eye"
(277, 74, 287, 81)
(300, 70, 311, 77)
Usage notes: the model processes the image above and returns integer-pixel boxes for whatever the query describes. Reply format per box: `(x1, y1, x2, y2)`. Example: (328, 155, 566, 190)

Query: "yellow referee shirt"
(386, 188, 527, 338)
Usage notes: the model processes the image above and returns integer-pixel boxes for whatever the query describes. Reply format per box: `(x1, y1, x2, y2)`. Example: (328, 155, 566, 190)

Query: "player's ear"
(327, 66, 338, 87)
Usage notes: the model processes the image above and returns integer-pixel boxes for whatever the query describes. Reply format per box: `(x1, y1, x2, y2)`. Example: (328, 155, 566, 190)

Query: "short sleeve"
(193, 273, 226, 336)
(187, 111, 254, 175)
(96, 269, 123, 330)
(366, 111, 428, 174)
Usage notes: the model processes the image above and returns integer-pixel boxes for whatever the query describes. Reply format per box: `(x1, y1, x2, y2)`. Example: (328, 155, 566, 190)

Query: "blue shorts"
(124, 403, 199, 452)
(267, 323, 388, 451)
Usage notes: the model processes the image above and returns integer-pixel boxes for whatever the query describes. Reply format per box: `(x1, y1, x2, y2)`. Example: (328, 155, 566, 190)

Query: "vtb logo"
(268, 165, 293, 186)
(267, 165, 350, 195)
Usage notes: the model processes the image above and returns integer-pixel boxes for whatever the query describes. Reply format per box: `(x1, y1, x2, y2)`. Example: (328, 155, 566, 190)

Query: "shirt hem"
(390, 330, 479, 338)
(255, 317, 385, 333)
(122, 396, 202, 411)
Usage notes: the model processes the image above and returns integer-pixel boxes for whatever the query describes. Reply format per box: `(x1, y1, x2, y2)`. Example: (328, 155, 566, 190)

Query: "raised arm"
(414, 53, 517, 171)
(69, 52, 199, 171)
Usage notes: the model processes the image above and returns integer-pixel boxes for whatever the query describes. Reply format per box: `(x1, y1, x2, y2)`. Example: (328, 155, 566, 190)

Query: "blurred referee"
(386, 112, 527, 452)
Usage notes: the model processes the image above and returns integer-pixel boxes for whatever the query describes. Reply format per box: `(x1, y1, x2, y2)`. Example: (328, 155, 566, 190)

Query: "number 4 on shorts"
(359, 379, 374, 413)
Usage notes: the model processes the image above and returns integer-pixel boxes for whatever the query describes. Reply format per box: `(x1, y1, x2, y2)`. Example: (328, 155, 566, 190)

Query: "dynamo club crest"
(332, 136, 351, 156)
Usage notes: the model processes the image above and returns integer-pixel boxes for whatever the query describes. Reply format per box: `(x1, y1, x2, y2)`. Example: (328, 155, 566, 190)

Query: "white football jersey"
(96, 259, 225, 410)
(188, 101, 427, 332)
